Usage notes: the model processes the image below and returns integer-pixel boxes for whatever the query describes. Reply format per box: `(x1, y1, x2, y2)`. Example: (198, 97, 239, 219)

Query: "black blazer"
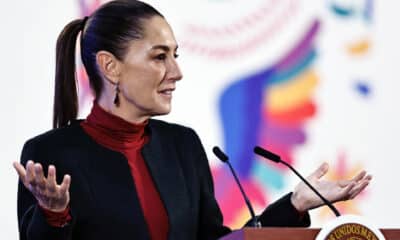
(17, 119, 310, 240)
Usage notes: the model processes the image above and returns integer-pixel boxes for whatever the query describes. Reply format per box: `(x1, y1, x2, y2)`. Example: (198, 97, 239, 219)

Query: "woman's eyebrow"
(151, 45, 179, 52)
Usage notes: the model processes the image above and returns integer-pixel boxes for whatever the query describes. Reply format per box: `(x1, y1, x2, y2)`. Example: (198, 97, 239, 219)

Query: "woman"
(13, 1, 371, 240)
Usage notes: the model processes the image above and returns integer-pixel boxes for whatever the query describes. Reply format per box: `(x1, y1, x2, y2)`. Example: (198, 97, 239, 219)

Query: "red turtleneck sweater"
(43, 103, 169, 240)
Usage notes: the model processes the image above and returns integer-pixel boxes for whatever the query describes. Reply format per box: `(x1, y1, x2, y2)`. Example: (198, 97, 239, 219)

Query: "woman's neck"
(96, 97, 150, 125)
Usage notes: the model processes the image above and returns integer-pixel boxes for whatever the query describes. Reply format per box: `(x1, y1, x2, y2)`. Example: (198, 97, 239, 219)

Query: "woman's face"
(117, 16, 183, 121)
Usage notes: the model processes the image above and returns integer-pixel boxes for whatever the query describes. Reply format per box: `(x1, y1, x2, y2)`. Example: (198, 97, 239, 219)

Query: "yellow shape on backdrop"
(266, 70, 318, 112)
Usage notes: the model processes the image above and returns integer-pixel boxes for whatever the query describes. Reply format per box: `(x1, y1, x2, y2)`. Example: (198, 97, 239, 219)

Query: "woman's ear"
(95, 51, 121, 84)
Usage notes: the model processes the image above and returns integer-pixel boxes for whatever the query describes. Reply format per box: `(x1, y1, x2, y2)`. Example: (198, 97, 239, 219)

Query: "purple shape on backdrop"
(275, 21, 320, 72)
(261, 124, 306, 146)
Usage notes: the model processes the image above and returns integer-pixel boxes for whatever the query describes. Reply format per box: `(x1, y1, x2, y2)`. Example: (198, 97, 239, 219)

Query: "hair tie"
(81, 16, 89, 31)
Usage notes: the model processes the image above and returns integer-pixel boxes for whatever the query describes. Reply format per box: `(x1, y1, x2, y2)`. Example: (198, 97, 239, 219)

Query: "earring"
(113, 82, 120, 107)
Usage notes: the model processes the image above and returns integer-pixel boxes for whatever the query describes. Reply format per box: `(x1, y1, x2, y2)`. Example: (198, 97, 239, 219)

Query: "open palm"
(14, 160, 71, 212)
(291, 162, 372, 212)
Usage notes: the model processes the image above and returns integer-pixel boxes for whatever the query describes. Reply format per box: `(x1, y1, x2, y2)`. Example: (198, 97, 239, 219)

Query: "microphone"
(253, 146, 341, 217)
(212, 146, 261, 227)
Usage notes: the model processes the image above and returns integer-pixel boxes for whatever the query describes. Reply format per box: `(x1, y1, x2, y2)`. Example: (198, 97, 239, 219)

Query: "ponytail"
(53, 19, 84, 129)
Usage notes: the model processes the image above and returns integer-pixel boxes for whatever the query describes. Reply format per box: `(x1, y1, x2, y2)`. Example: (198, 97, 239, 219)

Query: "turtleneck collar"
(81, 102, 149, 151)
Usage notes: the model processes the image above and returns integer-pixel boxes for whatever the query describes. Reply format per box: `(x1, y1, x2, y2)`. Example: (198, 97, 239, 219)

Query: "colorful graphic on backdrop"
(212, 19, 319, 227)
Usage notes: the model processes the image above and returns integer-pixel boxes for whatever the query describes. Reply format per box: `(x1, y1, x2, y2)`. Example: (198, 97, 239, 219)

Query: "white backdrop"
(1, 0, 399, 238)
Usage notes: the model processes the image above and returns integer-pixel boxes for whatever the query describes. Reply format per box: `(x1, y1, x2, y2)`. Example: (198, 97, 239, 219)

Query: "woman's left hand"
(290, 162, 372, 213)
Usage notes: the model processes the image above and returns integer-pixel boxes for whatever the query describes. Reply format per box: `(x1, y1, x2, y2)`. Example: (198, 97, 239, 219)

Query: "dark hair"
(53, 0, 163, 128)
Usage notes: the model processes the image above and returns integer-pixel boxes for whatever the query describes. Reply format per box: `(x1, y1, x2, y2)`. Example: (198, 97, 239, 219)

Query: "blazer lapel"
(75, 125, 151, 239)
(141, 121, 191, 238)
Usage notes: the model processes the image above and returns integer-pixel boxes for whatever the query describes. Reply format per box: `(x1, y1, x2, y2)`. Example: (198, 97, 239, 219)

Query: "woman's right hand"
(13, 160, 71, 212)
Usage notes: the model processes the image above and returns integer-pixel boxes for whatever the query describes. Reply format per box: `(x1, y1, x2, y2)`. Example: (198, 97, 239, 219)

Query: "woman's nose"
(167, 58, 183, 81)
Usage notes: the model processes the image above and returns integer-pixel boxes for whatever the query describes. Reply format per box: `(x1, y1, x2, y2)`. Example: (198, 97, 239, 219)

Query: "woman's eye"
(156, 54, 167, 60)
(154, 53, 179, 61)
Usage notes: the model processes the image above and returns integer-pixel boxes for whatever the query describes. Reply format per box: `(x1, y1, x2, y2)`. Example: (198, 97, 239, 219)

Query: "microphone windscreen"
(212, 146, 229, 162)
(254, 146, 281, 163)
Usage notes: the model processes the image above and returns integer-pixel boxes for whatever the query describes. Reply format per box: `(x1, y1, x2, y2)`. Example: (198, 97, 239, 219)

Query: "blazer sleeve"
(256, 192, 311, 227)
(17, 139, 73, 240)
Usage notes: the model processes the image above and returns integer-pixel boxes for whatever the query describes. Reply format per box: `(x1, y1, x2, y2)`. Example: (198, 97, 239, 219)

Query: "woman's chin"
(152, 105, 171, 116)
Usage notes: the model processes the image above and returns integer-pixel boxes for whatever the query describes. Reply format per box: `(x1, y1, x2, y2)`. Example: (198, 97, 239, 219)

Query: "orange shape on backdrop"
(347, 38, 371, 55)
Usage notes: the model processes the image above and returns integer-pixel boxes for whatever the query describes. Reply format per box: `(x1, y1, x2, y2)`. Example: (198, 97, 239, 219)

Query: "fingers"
(336, 170, 371, 188)
(337, 179, 352, 188)
(338, 173, 372, 201)
(13, 161, 27, 181)
(349, 181, 369, 199)
(14, 161, 70, 193)
(25, 161, 37, 189)
(340, 181, 356, 199)
(47, 165, 57, 193)
(365, 174, 373, 181)
(35, 163, 46, 191)
(14, 161, 43, 190)
(59, 174, 71, 197)
(352, 170, 367, 182)
(309, 162, 329, 180)
(348, 174, 372, 199)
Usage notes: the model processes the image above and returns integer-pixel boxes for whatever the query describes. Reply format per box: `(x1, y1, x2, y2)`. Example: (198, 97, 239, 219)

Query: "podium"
(220, 228, 400, 240)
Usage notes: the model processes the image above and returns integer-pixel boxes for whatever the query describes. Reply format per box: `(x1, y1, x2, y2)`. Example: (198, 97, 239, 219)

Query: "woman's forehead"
(142, 16, 177, 44)
(124, 18, 178, 54)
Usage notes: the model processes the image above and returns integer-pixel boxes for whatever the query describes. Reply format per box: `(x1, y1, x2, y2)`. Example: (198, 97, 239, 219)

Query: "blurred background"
(1, 0, 399, 238)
